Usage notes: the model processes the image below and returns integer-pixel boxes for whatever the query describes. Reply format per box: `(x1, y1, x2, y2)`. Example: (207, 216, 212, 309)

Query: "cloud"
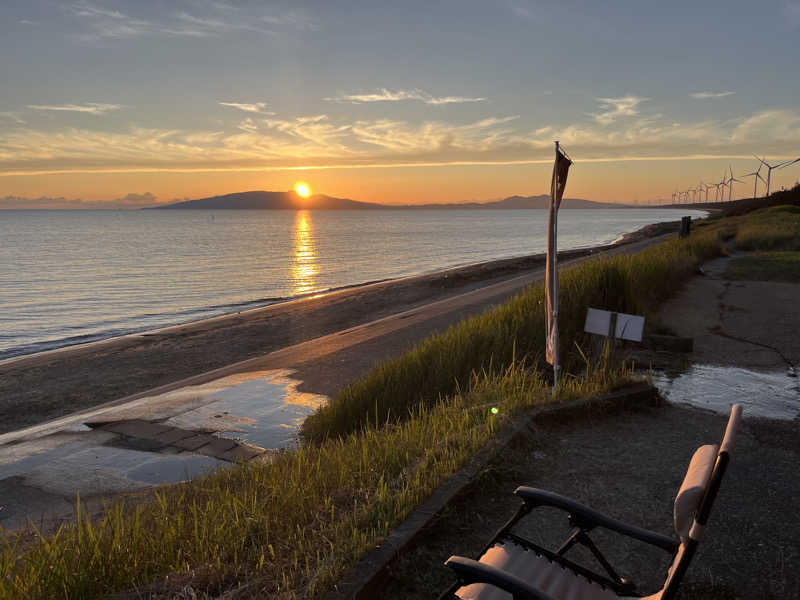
(2, 108, 800, 176)
(0, 192, 157, 209)
(219, 102, 274, 114)
(591, 96, 649, 125)
(27, 103, 122, 115)
(68, 1, 315, 42)
(0, 112, 26, 124)
(690, 91, 735, 99)
(327, 88, 487, 105)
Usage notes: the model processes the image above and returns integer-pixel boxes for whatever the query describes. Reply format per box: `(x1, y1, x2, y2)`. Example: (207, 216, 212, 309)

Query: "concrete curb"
(324, 382, 660, 599)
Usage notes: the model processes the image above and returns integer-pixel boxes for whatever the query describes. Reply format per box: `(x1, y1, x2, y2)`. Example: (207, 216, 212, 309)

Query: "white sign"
(584, 308, 645, 342)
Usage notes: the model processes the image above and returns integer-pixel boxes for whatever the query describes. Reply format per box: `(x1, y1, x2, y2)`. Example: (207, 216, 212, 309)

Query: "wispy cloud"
(591, 96, 649, 125)
(68, 1, 315, 42)
(3, 108, 800, 176)
(27, 102, 122, 115)
(0, 111, 26, 124)
(219, 102, 274, 114)
(327, 88, 487, 105)
(690, 91, 735, 99)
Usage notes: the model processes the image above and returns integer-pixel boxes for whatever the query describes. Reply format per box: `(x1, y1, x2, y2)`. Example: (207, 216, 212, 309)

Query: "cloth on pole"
(545, 146, 572, 365)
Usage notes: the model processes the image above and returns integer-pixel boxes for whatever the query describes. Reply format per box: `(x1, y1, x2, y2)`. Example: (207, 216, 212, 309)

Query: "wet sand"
(0, 221, 680, 435)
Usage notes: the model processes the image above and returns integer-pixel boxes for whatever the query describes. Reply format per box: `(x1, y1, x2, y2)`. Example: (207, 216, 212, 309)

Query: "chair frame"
(441, 408, 738, 600)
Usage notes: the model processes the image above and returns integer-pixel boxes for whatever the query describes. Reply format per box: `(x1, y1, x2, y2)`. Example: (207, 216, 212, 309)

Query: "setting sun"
(295, 183, 311, 198)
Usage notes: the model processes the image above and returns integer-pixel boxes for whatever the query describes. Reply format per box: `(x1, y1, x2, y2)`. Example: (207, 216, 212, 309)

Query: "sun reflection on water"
(291, 210, 319, 295)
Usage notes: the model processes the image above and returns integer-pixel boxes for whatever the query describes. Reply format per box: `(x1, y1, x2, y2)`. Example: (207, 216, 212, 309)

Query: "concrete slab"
(195, 437, 238, 458)
(219, 444, 264, 463)
(173, 434, 214, 451)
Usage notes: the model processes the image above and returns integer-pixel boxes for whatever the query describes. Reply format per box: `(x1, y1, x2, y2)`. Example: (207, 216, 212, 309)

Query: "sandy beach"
(0, 221, 680, 435)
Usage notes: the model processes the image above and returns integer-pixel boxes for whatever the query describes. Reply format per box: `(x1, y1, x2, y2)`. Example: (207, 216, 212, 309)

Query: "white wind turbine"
(756, 155, 795, 196)
(727, 166, 743, 201)
(742, 164, 767, 200)
(704, 182, 715, 202)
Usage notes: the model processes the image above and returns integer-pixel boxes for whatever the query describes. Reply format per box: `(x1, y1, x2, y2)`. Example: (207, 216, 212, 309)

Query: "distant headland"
(148, 190, 631, 210)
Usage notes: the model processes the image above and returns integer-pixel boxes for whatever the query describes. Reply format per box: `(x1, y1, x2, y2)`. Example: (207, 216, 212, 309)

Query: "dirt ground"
(655, 255, 800, 372)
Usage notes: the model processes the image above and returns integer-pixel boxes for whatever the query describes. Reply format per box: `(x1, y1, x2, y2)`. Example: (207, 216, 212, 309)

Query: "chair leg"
(556, 528, 635, 594)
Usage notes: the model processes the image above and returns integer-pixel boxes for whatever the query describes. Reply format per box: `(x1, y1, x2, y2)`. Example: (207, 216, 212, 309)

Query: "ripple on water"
(653, 364, 800, 420)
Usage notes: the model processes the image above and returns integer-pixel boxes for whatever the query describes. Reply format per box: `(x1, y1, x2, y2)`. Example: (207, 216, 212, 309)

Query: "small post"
(679, 216, 691, 238)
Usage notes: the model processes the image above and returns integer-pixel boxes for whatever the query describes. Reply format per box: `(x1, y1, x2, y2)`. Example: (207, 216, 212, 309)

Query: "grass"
(732, 204, 800, 252)
(7, 204, 798, 599)
(0, 363, 627, 600)
(301, 230, 724, 443)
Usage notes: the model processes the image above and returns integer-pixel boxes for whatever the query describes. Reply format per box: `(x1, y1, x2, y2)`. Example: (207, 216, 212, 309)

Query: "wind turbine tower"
(728, 172, 743, 202)
(742, 165, 766, 200)
(756, 156, 795, 196)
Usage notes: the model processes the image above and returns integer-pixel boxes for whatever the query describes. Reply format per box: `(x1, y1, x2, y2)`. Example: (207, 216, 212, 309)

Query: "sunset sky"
(2, 1, 800, 207)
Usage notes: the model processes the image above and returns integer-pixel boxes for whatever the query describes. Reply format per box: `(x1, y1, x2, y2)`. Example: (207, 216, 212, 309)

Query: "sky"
(1, 0, 800, 207)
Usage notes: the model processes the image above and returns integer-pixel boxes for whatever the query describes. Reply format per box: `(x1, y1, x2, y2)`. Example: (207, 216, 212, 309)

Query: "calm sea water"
(0, 208, 704, 360)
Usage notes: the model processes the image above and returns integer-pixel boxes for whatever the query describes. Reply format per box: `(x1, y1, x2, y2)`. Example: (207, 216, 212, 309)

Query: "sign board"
(584, 308, 644, 342)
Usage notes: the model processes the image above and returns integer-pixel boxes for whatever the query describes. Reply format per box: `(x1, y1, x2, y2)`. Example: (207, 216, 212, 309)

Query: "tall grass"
(301, 230, 724, 443)
(0, 362, 628, 600)
(733, 204, 800, 251)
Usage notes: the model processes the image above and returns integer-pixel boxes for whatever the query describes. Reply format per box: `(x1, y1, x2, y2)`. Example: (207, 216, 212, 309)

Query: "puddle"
(653, 364, 800, 420)
(0, 368, 324, 511)
(160, 370, 326, 449)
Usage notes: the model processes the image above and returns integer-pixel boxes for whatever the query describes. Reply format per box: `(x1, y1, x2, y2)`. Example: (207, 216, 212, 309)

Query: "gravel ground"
(378, 403, 799, 600)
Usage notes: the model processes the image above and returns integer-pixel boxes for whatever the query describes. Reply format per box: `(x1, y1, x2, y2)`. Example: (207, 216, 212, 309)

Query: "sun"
(294, 183, 311, 198)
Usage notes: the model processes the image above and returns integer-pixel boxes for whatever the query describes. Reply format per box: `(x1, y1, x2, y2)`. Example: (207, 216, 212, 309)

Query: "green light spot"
(491, 407, 499, 415)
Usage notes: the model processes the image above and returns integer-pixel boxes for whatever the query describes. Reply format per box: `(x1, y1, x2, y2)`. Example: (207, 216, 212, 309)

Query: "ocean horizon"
(0, 207, 705, 360)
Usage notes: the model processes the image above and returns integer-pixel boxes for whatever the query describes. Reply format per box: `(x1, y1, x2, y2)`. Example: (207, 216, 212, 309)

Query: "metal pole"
(767, 167, 772, 196)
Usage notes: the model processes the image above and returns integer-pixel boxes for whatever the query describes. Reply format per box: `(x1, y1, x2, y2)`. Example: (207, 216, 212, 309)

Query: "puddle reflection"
(162, 370, 326, 449)
(653, 364, 800, 420)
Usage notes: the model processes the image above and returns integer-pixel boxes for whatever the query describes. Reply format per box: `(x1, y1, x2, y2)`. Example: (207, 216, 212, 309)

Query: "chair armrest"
(445, 556, 556, 600)
(514, 487, 678, 553)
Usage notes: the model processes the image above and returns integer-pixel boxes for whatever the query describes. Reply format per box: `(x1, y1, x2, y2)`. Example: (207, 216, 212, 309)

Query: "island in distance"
(150, 190, 631, 210)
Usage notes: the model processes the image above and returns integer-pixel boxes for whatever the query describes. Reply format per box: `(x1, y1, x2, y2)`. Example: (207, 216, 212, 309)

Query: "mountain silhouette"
(152, 191, 629, 210)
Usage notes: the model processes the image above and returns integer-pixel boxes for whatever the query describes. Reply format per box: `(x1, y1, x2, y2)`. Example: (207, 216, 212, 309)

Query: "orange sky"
(3, 156, 799, 207)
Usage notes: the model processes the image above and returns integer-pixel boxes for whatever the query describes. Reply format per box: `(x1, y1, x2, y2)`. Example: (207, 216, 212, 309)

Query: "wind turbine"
(742, 165, 767, 200)
(728, 172, 744, 201)
(704, 182, 715, 202)
(756, 156, 795, 196)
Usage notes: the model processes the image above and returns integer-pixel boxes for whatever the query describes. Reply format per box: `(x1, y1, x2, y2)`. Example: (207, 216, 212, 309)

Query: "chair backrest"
(660, 404, 742, 600)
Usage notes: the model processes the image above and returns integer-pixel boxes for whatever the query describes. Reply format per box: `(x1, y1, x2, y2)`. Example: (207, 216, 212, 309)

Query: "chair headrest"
(674, 444, 718, 543)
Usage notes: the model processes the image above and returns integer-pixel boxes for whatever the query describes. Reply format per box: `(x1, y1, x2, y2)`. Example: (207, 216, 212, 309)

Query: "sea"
(0, 208, 705, 360)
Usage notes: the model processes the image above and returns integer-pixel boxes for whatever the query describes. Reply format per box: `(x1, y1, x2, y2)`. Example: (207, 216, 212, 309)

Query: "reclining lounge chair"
(442, 404, 742, 600)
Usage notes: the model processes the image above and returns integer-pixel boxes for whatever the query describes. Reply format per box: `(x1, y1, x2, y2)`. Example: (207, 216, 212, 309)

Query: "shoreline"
(0, 215, 698, 367)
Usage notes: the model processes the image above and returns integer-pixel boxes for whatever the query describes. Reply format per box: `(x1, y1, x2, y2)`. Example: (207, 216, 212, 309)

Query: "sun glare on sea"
(295, 183, 311, 198)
